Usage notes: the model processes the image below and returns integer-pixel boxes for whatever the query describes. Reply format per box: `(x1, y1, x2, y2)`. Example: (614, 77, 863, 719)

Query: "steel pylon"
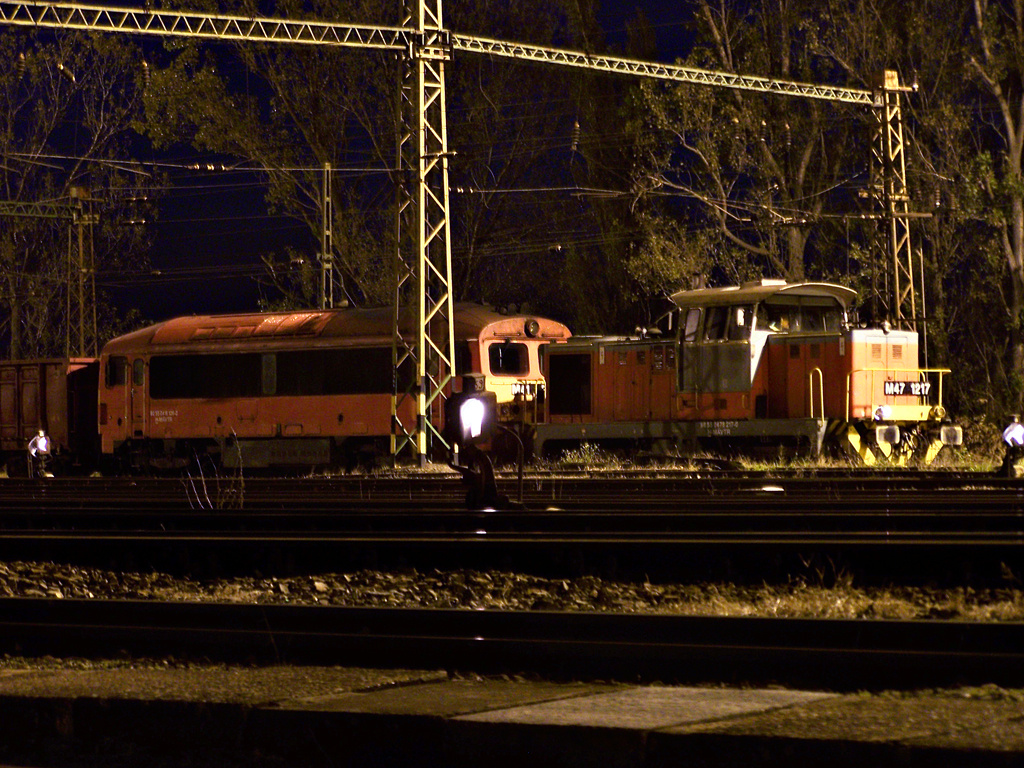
(870, 70, 920, 331)
(391, 0, 456, 465)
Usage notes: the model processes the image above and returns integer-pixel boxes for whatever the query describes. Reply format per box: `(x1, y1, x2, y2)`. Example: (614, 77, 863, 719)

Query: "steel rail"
(0, 479, 1022, 503)
(1, 530, 1019, 546)
(1, 597, 1021, 689)
(2, 505, 1023, 534)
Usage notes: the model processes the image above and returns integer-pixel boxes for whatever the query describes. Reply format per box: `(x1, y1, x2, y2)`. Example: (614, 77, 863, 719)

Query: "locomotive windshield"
(754, 297, 844, 334)
(488, 342, 529, 376)
(701, 305, 754, 341)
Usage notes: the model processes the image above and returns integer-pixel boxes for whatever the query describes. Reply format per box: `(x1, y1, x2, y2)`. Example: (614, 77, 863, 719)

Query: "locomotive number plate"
(884, 380, 931, 396)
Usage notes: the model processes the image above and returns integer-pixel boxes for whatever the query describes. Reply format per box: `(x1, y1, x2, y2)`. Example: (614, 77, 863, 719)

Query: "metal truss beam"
(452, 34, 876, 106)
(0, 199, 79, 219)
(0, 0, 406, 48)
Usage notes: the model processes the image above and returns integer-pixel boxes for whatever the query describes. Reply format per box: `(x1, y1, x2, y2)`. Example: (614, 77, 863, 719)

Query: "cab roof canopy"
(670, 280, 857, 310)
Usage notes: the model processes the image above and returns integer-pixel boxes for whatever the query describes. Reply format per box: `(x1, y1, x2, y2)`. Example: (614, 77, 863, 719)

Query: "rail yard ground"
(0, 654, 1021, 767)
(3, 560, 1023, 621)
(2, 450, 1023, 765)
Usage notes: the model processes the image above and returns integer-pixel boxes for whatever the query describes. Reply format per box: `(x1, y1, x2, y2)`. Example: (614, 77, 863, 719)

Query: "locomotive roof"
(669, 280, 856, 309)
(102, 303, 569, 353)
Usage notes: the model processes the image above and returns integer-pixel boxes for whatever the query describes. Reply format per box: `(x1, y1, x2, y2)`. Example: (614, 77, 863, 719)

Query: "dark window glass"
(150, 347, 408, 400)
(760, 303, 798, 333)
(132, 359, 145, 387)
(151, 354, 262, 399)
(106, 356, 126, 387)
(548, 353, 591, 415)
(727, 305, 754, 340)
(276, 347, 395, 395)
(454, 341, 472, 375)
(488, 342, 529, 375)
(704, 307, 728, 340)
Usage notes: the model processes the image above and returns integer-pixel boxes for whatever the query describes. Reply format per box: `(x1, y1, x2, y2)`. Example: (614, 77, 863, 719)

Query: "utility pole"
(392, 0, 456, 465)
(320, 162, 334, 310)
(870, 70, 919, 332)
(68, 185, 98, 357)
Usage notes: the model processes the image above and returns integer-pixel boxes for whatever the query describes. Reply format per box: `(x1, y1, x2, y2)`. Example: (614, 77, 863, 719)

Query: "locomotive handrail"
(808, 367, 824, 419)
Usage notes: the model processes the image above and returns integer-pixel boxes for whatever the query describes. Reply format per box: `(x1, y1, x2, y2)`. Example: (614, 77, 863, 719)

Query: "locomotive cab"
(669, 280, 855, 454)
(453, 304, 571, 427)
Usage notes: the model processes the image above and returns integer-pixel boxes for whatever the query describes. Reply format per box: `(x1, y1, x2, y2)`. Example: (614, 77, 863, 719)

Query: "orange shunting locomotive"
(535, 280, 961, 463)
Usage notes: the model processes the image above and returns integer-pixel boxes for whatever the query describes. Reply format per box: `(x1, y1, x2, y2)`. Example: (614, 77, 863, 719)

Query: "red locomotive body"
(97, 303, 569, 471)
(536, 280, 961, 463)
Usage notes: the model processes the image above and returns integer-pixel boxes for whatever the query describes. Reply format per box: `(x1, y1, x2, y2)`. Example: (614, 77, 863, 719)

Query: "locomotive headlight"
(873, 404, 892, 421)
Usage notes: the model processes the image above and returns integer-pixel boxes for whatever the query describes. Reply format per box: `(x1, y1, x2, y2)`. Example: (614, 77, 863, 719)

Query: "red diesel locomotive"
(534, 280, 962, 463)
(0, 303, 570, 474)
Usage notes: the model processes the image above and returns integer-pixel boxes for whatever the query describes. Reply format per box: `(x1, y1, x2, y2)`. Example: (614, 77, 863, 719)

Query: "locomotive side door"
(130, 358, 147, 438)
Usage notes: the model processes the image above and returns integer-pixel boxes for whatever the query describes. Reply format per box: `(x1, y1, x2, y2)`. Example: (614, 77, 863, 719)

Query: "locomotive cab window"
(105, 356, 127, 387)
(703, 306, 729, 341)
(758, 302, 797, 333)
(488, 341, 529, 376)
(800, 299, 844, 332)
(132, 359, 145, 387)
(682, 308, 701, 343)
(727, 305, 754, 340)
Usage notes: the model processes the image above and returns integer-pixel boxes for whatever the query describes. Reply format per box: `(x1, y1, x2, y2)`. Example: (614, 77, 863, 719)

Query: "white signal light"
(460, 397, 486, 440)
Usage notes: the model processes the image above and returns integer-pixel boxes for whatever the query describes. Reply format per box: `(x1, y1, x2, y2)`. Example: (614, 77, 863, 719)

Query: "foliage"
(0, 30, 153, 358)
(629, 0, 862, 288)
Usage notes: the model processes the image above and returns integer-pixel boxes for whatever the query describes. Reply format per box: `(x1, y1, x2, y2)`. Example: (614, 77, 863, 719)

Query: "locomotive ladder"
(0, 0, 921, 462)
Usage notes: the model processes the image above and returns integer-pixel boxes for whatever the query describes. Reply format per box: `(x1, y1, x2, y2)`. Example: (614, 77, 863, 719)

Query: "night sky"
(118, 1, 696, 321)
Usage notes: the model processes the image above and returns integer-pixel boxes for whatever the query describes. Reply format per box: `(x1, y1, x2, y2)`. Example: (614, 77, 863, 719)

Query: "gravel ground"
(2, 560, 1023, 621)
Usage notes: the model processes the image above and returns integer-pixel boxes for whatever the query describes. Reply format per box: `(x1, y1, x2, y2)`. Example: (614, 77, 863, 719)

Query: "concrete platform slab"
(645, 689, 1024, 768)
(275, 677, 612, 716)
(0, 665, 445, 704)
(456, 685, 834, 729)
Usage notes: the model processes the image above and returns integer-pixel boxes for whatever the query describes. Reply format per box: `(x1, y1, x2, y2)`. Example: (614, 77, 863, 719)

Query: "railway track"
(1, 596, 1022, 690)
(0, 467, 1017, 504)
(1, 472, 1021, 582)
